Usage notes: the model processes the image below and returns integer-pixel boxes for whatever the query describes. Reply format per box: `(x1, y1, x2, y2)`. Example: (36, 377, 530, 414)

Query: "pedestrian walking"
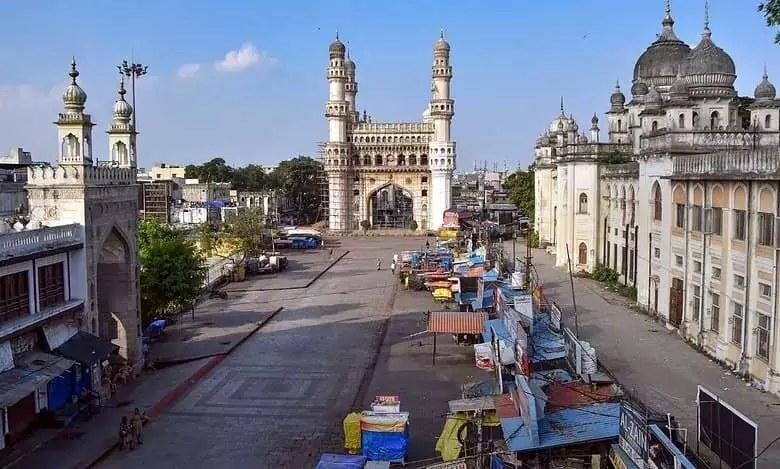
(328, 248, 334, 260)
(425, 239, 430, 250)
(376, 258, 381, 271)
(130, 408, 149, 447)
(390, 260, 396, 275)
(118, 416, 132, 450)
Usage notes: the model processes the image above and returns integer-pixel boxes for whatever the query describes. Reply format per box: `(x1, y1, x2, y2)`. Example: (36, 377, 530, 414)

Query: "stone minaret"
(57, 58, 94, 166)
(344, 46, 359, 123)
(107, 77, 137, 168)
(324, 34, 352, 231)
(428, 31, 456, 230)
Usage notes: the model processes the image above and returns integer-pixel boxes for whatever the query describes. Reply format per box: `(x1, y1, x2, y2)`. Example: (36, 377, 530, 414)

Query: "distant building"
(451, 170, 506, 215)
(139, 180, 175, 223)
(181, 179, 231, 203)
(149, 163, 186, 181)
(0, 148, 34, 217)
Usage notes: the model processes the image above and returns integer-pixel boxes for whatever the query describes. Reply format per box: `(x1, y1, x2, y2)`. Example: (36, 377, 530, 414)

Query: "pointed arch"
(652, 181, 662, 221)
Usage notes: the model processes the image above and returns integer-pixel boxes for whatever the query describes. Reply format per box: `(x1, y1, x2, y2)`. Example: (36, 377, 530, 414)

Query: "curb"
(228, 250, 350, 292)
(84, 306, 286, 468)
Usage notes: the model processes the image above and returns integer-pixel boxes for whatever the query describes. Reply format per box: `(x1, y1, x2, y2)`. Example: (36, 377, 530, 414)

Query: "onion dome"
(631, 80, 649, 98)
(591, 112, 599, 126)
(669, 70, 690, 99)
(569, 115, 578, 132)
(610, 81, 626, 107)
(329, 34, 346, 58)
(754, 68, 776, 102)
(680, 10, 736, 92)
(633, 1, 691, 88)
(62, 58, 87, 111)
(112, 77, 133, 121)
(435, 30, 450, 54)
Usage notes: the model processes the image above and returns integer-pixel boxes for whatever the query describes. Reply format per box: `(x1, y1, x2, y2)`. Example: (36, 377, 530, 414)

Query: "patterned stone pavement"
(96, 239, 425, 468)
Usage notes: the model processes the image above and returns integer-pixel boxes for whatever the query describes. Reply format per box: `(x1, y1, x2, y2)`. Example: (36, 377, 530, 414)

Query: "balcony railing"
(0, 298, 84, 340)
(600, 162, 639, 178)
(0, 223, 83, 260)
(671, 149, 780, 179)
(641, 129, 780, 152)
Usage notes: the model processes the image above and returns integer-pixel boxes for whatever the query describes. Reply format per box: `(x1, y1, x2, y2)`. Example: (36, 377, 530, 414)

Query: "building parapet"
(0, 223, 83, 260)
(640, 130, 780, 152)
(27, 164, 137, 187)
(670, 149, 780, 180)
(351, 122, 434, 133)
(600, 162, 639, 178)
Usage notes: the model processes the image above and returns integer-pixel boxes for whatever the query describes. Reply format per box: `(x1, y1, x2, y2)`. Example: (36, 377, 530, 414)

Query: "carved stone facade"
(534, 4, 780, 395)
(26, 61, 141, 363)
(323, 34, 455, 231)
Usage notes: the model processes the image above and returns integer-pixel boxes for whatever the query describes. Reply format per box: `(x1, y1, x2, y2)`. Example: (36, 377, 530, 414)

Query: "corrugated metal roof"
(427, 311, 489, 334)
(501, 402, 620, 453)
(0, 367, 49, 408)
(15, 351, 75, 380)
(482, 319, 511, 344)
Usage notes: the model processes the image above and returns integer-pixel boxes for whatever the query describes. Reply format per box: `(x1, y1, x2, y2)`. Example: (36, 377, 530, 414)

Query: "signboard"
(424, 459, 468, 469)
(514, 294, 533, 327)
(476, 278, 485, 308)
(562, 327, 582, 375)
(647, 424, 677, 469)
(619, 402, 648, 466)
(550, 302, 562, 332)
(513, 375, 539, 445)
(697, 385, 758, 469)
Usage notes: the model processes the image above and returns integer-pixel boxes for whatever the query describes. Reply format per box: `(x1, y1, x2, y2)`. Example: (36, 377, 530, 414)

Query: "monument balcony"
(27, 164, 137, 187)
(640, 129, 780, 153)
(670, 149, 780, 180)
(352, 122, 434, 133)
(600, 162, 640, 179)
(0, 223, 83, 261)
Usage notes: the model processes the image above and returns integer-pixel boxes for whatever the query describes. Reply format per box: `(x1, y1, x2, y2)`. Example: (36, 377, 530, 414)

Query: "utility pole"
(117, 59, 149, 132)
(565, 243, 580, 338)
(524, 224, 533, 292)
(475, 409, 484, 469)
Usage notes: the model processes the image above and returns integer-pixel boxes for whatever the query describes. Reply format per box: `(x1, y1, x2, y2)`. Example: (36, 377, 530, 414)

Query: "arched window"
(578, 193, 588, 214)
(578, 243, 588, 265)
(710, 111, 720, 129)
(397, 154, 405, 166)
(629, 186, 636, 226)
(692, 112, 700, 128)
(617, 119, 622, 132)
(363, 155, 371, 166)
(374, 155, 382, 166)
(651, 121, 658, 132)
(765, 114, 772, 130)
(652, 182, 662, 221)
(678, 114, 685, 129)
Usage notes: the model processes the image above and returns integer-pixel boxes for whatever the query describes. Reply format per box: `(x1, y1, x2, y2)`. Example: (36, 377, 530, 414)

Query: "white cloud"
(0, 82, 64, 110)
(176, 64, 201, 79)
(214, 43, 278, 73)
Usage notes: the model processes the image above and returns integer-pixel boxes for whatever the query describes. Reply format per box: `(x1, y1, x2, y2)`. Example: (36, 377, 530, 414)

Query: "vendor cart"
(360, 411, 410, 465)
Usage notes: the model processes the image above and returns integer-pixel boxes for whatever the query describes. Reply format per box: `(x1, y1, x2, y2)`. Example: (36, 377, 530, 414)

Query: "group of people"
(119, 408, 150, 451)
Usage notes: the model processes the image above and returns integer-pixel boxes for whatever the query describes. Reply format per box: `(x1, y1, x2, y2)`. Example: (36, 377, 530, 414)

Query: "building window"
(653, 185, 662, 221)
(758, 213, 774, 246)
(712, 266, 721, 280)
(0, 271, 29, 323)
(760, 282, 772, 298)
(734, 210, 747, 240)
(711, 207, 723, 235)
(39, 262, 66, 308)
(734, 274, 745, 289)
(732, 302, 744, 346)
(651, 120, 658, 132)
(692, 285, 701, 321)
(765, 114, 772, 130)
(654, 247, 660, 258)
(421, 176, 428, 183)
(578, 243, 588, 265)
(675, 203, 686, 229)
(693, 111, 700, 128)
(678, 114, 685, 129)
(421, 189, 428, 197)
(578, 193, 588, 214)
(617, 119, 622, 131)
(710, 293, 720, 332)
(757, 313, 771, 361)
(710, 111, 720, 129)
(691, 205, 703, 231)
(675, 255, 683, 267)
(694, 261, 702, 273)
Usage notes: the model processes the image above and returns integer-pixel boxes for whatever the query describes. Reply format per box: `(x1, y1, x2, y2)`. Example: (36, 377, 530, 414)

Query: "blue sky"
(0, 0, 777, 171)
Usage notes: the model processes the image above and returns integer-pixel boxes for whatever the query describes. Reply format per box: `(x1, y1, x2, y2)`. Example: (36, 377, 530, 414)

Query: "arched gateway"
(369, 184, 414, 229)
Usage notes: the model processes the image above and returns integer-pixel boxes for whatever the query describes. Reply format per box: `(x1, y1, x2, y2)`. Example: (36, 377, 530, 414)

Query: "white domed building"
(533, 2, 780, 393)
(323, 33, 456, 231)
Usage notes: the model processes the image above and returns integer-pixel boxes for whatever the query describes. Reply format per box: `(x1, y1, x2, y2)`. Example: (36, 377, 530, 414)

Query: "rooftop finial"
(560, 96, 565, 113)
(703, 0, 712, 37)
(336, 29, 339, 40)
(764, 64, 769, 79)
(615, 80, 621, 89)
(440, 27, 444, 39)
(662, 0, 675, 30)
(69, 57, 79, 84)
(118, 76, 126, 98)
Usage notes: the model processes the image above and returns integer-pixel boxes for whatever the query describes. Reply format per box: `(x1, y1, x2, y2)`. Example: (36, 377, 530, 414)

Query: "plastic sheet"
(316, 453, 367, 469)
(361, 428, 409, 462)
(343, 412, 362, 453)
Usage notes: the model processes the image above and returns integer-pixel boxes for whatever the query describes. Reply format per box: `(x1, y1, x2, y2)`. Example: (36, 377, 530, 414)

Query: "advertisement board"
(562, 327, 582, 375)
(646, 425, 677, 469)
(550, 302, 562, 331)
(697, 385, 758, 469)
(476, 278, 485, 308)
(514, 294, 533, 327)
(619, 401, 647, 466)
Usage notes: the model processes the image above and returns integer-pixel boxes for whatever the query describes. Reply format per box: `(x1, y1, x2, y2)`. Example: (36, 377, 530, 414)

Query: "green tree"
(504, 168, 535, 219)
(759, 1, 780, 44)
(222, 209, 270, 261)
(269, 156, 322, 223)
(232, 164, 268, 192)
(138, 220, 206, 324)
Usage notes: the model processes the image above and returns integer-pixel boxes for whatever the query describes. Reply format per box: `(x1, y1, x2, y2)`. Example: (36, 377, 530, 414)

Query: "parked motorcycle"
(209, 289, 228, 300)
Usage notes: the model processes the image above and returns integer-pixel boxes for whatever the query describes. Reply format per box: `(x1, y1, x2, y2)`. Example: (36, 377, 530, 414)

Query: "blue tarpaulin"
(361, 428, 409, 462)
(315, 453, 367, 468)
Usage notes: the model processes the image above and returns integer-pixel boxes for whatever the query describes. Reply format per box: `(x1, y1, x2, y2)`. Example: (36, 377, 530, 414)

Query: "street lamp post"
(117, 60, 149, 131)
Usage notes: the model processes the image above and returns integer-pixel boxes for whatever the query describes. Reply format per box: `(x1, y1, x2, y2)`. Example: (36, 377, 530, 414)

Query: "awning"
(427, 311, 489, 335)
(15, 351, 76, 380)
(0, 368, 48, 408)
(55, 331, 118, 367)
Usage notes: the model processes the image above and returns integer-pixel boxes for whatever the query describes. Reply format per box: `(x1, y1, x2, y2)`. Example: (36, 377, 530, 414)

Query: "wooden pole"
(565, 243, 580, 338)
(432, 333, 437, 366)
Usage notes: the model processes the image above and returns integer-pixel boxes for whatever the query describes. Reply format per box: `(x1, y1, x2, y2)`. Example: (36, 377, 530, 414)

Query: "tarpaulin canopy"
(427, 311, 489, 335)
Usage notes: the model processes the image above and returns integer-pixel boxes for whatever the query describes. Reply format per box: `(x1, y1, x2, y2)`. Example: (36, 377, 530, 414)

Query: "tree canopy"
(759, 1, 780, 44)
(184, 155, 323, 223)
(504, 167, 535, 220)
(138, 219, 206, 324)
(221, 209, 271, 261)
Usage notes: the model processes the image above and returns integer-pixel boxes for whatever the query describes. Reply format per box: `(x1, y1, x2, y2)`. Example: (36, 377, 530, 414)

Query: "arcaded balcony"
(670, 149, 780, 180)
(600, 162, 639, 179)
(641, 129, 780, 152)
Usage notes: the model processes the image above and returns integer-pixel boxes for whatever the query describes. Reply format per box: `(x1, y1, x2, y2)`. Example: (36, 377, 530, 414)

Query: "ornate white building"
(323, 33, 456, 231)
(534, 2, 780, 394)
